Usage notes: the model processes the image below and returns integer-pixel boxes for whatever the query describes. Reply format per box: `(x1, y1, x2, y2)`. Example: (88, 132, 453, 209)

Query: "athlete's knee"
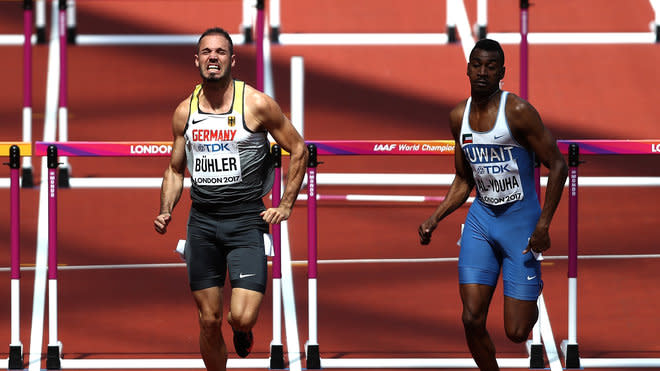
(229, 310, 258, 331)
(504, 312, 537, 343)
(198, 310, 223, 336)
(505, 326, 532, 344)
(461, 308, 487, 333)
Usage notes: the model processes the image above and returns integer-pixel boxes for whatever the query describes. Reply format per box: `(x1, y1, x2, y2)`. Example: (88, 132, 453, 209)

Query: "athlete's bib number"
(191, 142, 242, 185)
(472, 160, 524, 206)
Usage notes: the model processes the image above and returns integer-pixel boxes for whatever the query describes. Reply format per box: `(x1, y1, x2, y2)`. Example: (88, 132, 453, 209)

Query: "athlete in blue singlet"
(418, 39, 567, 371)
(154, 28, 308, 371)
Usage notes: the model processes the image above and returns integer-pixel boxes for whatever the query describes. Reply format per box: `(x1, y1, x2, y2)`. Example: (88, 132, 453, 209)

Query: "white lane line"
(5, 253, 658, 273)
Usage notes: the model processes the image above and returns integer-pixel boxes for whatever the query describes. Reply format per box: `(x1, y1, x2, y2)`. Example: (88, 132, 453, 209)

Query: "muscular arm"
(154, 99, 189, 234)
(419, 102, 475, 245)
(245, 86, 309, 224)
(506, 94, 568, 254)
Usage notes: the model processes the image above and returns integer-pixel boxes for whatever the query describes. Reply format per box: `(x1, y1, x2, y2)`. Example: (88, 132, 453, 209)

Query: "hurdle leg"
(561, 144, 581, 368)
(35, 0, 46, 43)
(242, 0, 253, 43)
(22, 1, 34, 188)
(475, 0, 488, 39)
(8, 146, 24, 369)
(269, 145, 285, 369)
(46, 145, 63, 370)
(305, 144, 321, 369)
(58, 0, 71, 188)
(446, 0, 457, 43)
(269, 0, 281, 43)
(66, 0, 76, 44)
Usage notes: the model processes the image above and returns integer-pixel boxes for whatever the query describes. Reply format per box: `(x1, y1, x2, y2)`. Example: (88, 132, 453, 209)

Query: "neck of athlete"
(201, 77, 233, 112)
(471, 88, 501, 109)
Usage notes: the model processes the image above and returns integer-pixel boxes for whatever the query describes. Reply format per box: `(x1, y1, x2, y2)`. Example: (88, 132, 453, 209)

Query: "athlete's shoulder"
(243, 82, 279, 114)
(504, 92, 537, 117)
(449, 98, 469, 124)
(448, 99, 468, 138)
(175, 94, 193, 117)
(172, 92, 194, 133)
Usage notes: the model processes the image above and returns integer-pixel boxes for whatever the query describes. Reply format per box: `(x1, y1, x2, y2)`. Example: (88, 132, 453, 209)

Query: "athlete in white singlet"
(418, 39, 567, 371)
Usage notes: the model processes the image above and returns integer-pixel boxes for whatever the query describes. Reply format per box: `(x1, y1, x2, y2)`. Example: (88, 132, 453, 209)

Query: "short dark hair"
(197, 27, 234, 55)
(471, 38, 504, 65)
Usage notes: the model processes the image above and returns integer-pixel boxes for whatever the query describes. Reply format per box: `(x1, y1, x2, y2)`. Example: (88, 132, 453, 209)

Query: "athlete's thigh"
(230, 287, 264, 321)
(503, 295, 538, 338)
(493, 206, 542, 301)
(458, 204, 502, 287)
(193, 286, 225, 317)
(186, 208, 227, 291)
(219, 213, 269, 294)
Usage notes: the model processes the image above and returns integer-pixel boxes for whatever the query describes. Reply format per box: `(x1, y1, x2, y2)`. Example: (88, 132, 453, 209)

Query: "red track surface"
(1, 1, 659, 370)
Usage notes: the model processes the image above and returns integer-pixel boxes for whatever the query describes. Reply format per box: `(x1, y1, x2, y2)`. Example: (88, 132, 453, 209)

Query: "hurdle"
(0, 1, 36, 186)
(33, 141, 283, 369)
(1, 142, 31, 370)
(49, 0, 254, 46)
(299, 139, 560, 370)
(557, 140, 660, 369)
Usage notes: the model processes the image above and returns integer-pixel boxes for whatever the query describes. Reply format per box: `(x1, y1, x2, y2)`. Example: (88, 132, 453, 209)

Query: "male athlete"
(418, 39, 567, 370)
(154, 27, 308, 371)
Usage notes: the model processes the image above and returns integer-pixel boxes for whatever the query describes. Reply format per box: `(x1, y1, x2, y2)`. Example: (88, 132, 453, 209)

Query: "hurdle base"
(306, 344, 320, 369)
(269, 344, 285, 369)
(46, 344, 61, 370)
(67, 26, 77, 44)
(8, 345, 23, 369)
(21, 167, 34, 188)
(58, 167, 70, 188)
(561, 340, 581, 369)
(271, 27, 280, 43)
(37, 27, 47, 44)
(528, 343, 544, 369)
(477, 25, 487, 40)
(242, 26, 253, 44)
(446, 25, 457, 43)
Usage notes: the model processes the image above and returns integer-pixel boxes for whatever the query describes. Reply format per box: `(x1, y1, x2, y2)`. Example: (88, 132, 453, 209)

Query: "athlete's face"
(467, 49, 505, 95)
(195, 34, 235, 82)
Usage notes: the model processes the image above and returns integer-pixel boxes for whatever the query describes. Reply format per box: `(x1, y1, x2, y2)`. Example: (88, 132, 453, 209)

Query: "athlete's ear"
(499, 66, 506, 80)
(231, 54, 236, 68)
(194, 54, 200, 68)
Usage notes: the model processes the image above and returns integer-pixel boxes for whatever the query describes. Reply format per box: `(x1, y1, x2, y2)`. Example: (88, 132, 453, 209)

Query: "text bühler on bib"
(189, 126, 243, 186)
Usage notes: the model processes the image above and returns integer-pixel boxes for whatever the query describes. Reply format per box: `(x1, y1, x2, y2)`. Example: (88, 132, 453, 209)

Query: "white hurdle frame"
(559, 145, 660, 369)
(475, 0, 487, 39)
(38, 141, 278, 369)
(50, 0, 253, 46)
(291, 57, 560, 370)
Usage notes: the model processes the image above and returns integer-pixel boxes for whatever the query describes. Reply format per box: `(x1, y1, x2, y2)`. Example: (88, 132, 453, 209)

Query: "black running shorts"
(185, 200, 269, 293)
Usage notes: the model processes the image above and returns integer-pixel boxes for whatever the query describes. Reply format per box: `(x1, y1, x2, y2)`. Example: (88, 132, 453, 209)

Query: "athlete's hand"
(154, 213, 171, 234)
(261, 206, 291, 224)
(523, 227, 550, 255)
(418, 218, 438, 245)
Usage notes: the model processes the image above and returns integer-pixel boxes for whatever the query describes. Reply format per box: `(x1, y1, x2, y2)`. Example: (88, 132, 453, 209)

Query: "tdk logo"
(195, 143, 231, 152)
